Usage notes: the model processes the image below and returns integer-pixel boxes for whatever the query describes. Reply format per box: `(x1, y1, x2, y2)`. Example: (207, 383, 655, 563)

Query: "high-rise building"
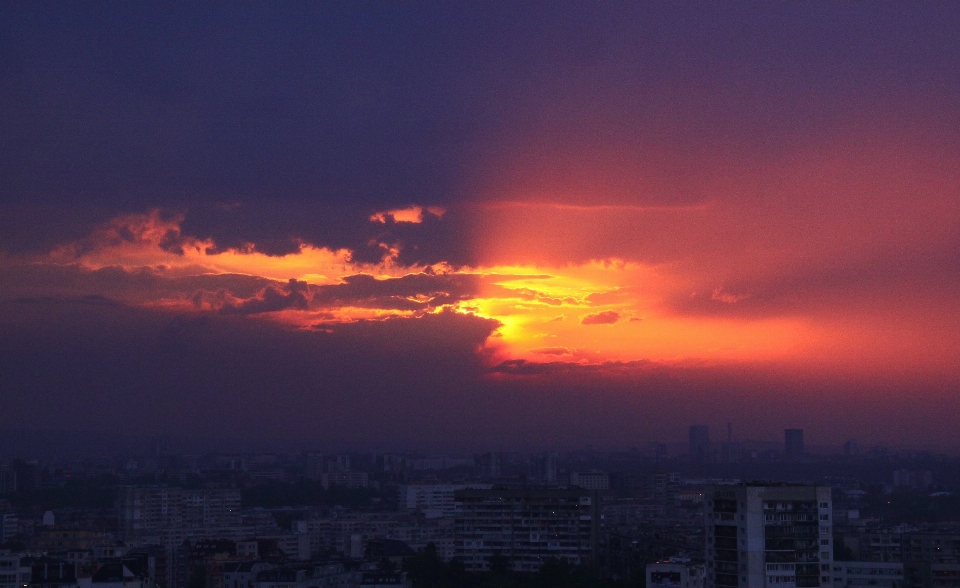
(529, 452, 558, 485)
(690, 425, 711, 462)
(843, 440, 858, 457)
(705, 484, 832, 588)
(398, 483, 492, 519)
(785, 430, 805, 460)
(454, 487, 596, 573)
(570, 471, 610, 491)
(473, 452, 503, 479)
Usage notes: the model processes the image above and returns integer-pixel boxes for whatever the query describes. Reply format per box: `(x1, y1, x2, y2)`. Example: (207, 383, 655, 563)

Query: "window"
(822, 539, 830, 545)
(821, 514, 830, 521)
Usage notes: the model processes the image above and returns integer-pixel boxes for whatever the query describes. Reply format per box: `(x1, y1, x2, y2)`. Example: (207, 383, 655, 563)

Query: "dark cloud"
(530, 347, 573, 356)
(581, 310, 620, 325)
(220, 279, 311, 315)
(0, 298, 501, 448)
(0, 262, 277, 305)
(2, 297, 960, 449)
(3, 4, 959, 256)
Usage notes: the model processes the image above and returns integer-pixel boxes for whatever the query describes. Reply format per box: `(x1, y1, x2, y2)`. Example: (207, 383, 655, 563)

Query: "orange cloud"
(11, 179, 960, 380)
(581, 311, 621, 325)
(369, 205, 446, 224)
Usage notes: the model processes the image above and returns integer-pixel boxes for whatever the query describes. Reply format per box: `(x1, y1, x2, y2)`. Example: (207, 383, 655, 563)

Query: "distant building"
(892, 471, 933, 491)
(117, 486, 241, 543)
(398, 484, 491, 519)
(528, 453, 558, 485)
(321, 471, 368, 490)
(473, 453, 503, 479)
(690, 426, 711, 462)
(570, 471, 610, 491)
(705, 484, 832, 588)
(454, 487, 596, 573)
(358, 571, 411, 587)
(1, 513, 17, 544)
(843, 440, 859, 457)
(785, 429, 805, 460)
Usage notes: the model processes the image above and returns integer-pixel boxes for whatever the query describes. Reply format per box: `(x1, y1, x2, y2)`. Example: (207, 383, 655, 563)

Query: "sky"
(2, 2, 960, 451)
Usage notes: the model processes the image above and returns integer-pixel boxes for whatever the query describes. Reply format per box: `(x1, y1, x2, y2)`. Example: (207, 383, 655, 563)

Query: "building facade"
(705, 484, 832, 588)
(830, 561, 903, 588)
(903, 532, 960, 588)
(454, 488, 596, 573)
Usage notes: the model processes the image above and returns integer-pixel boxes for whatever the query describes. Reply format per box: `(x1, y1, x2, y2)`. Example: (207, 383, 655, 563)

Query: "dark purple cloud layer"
(2, 296, 958, 450)
(3, 3, 960, 260)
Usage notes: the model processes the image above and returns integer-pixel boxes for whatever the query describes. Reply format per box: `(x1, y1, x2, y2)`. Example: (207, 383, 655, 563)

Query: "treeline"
(404, 544, 644, 588)
(1, 475, 118, 509)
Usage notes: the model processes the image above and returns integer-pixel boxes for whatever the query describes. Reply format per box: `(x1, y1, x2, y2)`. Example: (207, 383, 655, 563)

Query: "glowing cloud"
(369, 205, 446, 224)
(581, 311, 621, 325)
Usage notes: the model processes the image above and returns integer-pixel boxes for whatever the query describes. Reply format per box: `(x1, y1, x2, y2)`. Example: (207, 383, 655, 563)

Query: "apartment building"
(705, 484, 832, 588)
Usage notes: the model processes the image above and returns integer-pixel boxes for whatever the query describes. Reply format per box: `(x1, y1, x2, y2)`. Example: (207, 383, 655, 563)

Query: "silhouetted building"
(570, 471, 610, 491)
(29, 559, 77, 588)
(690, 425, 710, 462)
(528, 452, 558, 485)
(473, 452, 502, 479)
(785, 429, 805, 460)
(892, 470, 932, 491)
(843, 440, 859, 456)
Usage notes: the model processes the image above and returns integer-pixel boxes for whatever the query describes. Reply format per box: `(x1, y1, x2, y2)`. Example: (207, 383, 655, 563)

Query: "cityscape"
(3, 3, 960, 588)
(2, 427, 960, 587)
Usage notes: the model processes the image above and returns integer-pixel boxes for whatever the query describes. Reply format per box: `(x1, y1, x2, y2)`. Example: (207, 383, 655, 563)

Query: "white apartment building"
(0, 553, 30, 588)
(570, 472, 610, 491)
(398, 484, 491, 519)
(705, 484, 833, 588)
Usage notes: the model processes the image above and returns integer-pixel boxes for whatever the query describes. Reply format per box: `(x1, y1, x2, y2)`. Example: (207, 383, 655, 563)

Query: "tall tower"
(785, 429, 804, 460)
(705, 484, 833, 588)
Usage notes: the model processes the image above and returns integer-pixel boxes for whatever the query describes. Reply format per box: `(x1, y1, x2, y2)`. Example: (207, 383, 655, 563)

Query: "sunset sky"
(2, 3, 960, 450)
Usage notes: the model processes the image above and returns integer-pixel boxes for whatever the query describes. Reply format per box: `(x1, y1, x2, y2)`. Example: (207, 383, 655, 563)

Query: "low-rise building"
(647, 559, 706, 588)
(831, 561, 903, 588)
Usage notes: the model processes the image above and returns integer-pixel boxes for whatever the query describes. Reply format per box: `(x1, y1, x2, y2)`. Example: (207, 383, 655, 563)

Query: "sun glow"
(11, 209, 826, 367)
(452, 261, 816, 364)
